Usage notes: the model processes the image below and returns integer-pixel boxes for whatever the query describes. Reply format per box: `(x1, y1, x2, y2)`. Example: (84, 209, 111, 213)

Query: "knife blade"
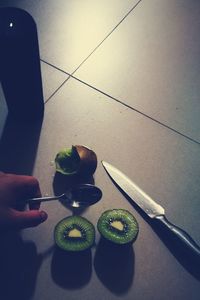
(102, 160, 200, 257)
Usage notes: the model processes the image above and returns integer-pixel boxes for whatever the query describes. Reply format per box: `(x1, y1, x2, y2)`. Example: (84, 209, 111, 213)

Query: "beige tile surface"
(0, 0, 142, 73)
(75, 0, 200, 143)
(19, 77, 200, 300)
(41, 61, 68, 101)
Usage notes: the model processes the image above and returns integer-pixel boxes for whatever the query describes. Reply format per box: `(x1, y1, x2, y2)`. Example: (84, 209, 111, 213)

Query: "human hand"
(0, 172, 48, 230)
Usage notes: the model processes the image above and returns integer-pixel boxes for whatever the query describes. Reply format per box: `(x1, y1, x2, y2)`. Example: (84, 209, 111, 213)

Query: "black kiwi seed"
(97, 209, 139, 245)
(54, 216, 95, 251)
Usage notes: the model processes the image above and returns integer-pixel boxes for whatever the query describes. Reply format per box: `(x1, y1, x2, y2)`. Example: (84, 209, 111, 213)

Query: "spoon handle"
(25, 195, 64, 204)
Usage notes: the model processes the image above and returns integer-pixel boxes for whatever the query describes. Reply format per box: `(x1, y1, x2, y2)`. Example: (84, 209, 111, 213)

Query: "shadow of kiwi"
(0, 232, 43, 300)
(94, 238, 135, 295)
(51, 247, 92, 289)
(53, 172, 95, 214)
(108, 175, 200, 280)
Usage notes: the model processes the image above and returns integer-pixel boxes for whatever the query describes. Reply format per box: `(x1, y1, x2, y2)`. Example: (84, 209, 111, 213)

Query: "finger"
(14, 175, 42, 198)
(10, 175, 42, 209)
(19, 176, 42, 210)
(29, 201, 41, 210)
(9, 209, 48, 229)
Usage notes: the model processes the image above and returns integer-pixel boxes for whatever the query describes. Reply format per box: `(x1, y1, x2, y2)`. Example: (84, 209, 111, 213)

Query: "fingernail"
(40, 211, 48, 222)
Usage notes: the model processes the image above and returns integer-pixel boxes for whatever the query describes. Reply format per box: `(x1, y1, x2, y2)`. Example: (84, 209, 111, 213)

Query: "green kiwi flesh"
(97, 209, 139, 245)
(55, 146, 80, 175)
(54, 216, 95, 251)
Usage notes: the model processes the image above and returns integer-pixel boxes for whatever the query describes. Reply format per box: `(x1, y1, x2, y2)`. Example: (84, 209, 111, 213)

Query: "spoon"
(26, 184, 102, 208)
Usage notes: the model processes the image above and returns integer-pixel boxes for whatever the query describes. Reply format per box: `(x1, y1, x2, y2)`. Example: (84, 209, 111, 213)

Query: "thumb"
(10, 209, 48, 229)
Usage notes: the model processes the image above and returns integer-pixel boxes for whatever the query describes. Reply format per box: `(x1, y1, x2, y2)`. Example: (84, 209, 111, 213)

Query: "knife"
(102, 161, 200, 257)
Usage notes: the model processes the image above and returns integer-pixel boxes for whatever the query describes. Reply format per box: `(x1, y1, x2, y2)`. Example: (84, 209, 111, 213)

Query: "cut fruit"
(75, 145, 97, 176)
(110, 220, 124, 231)
(55, 145, 97, 176)
(97, 209, 139, 245)
(54, 216, 95, 251)
(68, 228, 82, 238)
(55, 146, 80, 175)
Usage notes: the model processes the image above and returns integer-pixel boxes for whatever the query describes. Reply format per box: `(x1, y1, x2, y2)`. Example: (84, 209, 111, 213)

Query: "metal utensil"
(102, 161, 200, 257)
(26, 184, 102, 208)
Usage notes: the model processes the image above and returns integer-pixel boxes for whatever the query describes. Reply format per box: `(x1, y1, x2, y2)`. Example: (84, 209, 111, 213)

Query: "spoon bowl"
(27, 184, 102, 208)
(63, 184, 102, 207)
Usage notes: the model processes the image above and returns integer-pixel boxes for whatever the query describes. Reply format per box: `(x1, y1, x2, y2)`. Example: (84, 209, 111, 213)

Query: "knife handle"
(155, 215, 200, 257)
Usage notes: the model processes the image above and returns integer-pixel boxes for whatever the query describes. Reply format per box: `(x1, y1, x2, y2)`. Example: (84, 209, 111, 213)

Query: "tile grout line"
(41, 59, 71, 77)
(41, 59, 200, 146)
(44, 76, 70, 104)
(71, 0, 143, 76)
(41, 0, 143, 80)
(40, 0, 200, 146)
(71, 74, 200, 146)
(41, 0, 143, 104)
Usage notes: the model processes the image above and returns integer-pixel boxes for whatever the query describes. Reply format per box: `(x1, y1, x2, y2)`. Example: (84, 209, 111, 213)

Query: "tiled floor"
(0, 1, 200, 300)
(75, 0, 200, 143)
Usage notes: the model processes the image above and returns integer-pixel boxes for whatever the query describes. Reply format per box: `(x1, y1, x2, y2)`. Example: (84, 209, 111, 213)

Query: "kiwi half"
(55, 146, 80, 175)
(54, 216, 95, 251)
(55, 145, 97, 176)
(97, 209, 139, 245)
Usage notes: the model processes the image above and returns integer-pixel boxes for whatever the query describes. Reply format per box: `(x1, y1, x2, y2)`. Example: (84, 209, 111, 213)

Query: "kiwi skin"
(75, 145, 97, 177)
(54, 216, 95, 252)
(97, 209, 139, 245)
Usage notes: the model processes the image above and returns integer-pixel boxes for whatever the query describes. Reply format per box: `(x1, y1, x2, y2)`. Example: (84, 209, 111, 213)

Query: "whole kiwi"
(55, 145, 97, 177)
